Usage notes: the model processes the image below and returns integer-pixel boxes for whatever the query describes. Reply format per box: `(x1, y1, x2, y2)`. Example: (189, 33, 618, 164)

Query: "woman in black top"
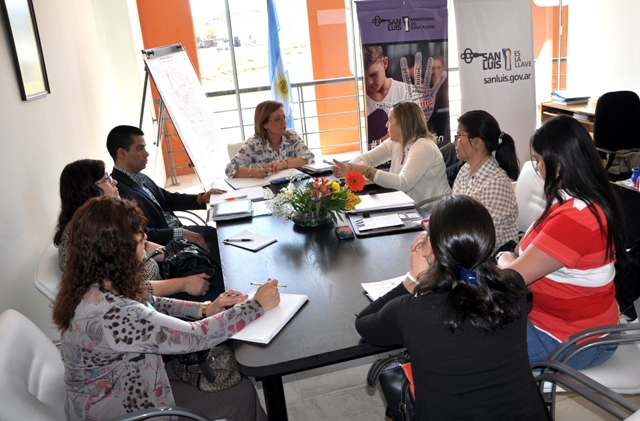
(356, 194, 550, 421)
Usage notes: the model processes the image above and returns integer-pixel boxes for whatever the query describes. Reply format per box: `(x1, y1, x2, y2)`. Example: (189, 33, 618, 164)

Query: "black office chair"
(593, 91, 640, 180)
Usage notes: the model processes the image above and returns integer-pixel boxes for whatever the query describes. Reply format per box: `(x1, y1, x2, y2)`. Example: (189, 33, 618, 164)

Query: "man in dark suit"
(107, 125, 226, 267)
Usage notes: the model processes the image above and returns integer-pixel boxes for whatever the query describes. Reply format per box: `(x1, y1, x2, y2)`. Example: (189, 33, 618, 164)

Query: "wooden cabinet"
(540, 101, 597, 137)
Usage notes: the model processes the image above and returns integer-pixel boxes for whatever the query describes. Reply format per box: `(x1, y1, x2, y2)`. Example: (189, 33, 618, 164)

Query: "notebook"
(208, 200, 253, 221)
(209, 186, 267, 205)
(222, 229, 277, 251)
(231, 292, 308, 344)
(350, 191, 415, 212)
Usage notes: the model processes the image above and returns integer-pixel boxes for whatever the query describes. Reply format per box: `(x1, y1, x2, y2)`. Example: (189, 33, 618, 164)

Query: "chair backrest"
(594, 91, 640, 151)
(34, 244, 62, 302)
(514, 161, 546, 233)
(0, 309, 66, 421)
(226, 142, 245, 160)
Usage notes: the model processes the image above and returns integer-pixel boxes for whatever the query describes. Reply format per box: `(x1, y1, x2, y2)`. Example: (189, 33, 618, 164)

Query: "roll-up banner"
(355, 0, 449, 149)
(454, 0, 536, 166)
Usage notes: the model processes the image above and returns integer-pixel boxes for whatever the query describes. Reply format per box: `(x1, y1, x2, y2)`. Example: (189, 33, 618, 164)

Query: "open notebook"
(231, 292, 308, 344)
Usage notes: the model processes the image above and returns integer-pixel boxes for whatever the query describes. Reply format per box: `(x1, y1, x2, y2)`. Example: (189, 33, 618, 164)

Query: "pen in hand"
(257, 164, 270, 176)
(250, 282, 287, 287)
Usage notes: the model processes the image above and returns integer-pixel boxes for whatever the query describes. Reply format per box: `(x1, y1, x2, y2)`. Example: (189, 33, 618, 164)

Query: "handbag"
(607, 148, 640, 175)
(367, 350, 416, 421)
(169, 343, 242, 392)
(162, 239, 216, 279)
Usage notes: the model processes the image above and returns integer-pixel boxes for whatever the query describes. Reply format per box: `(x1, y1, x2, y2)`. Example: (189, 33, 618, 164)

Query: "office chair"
(227, 141, 245, 160)
(34, 243, 62, 302)
(533, 298, 640, 419)
(0, 309, 216, 421)
(514, 161, 546, 233)
(593, 91, 640, 179)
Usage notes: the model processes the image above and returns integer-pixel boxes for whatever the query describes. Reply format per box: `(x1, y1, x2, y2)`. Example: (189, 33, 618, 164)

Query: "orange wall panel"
(306, 0, 359, 154)
(136, 0, 200, 176)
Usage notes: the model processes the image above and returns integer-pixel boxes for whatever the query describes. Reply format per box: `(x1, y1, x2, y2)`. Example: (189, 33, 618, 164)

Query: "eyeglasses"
(269, 115, 288, 124)
(452, 134, 470, 143)
(95, 173, 114, 186)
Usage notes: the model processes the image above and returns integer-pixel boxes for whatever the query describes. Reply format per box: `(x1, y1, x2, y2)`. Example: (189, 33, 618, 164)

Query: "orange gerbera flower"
(345, 170, 365, 192)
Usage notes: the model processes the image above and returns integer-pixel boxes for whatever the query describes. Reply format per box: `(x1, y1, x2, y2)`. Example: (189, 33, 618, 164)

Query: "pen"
(225, 195, 248, 201)
(257, 164, 270, 176)
(225, 238, 253, 242)
(323, 159, 335, 165)
(250, 283, 287, 287)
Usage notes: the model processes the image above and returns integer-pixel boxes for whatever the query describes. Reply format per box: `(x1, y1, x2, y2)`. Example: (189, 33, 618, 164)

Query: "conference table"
(217, 195, 422, 420)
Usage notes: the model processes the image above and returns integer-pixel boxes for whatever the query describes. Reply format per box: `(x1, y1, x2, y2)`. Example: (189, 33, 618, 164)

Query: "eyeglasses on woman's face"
(95, 173, 114, 186)
(452, 134, 470, 143)
(269, 115, 288, 124)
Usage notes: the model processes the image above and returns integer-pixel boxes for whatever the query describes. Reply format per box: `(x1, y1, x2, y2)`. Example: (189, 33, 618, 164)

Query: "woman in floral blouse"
(52, 196, 280, 420)
(225, 100, 315, 178)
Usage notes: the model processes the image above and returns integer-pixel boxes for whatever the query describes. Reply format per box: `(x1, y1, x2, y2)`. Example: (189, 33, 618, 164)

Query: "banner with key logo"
(355, 0, 450, 148)
(454, 0, 536, 166)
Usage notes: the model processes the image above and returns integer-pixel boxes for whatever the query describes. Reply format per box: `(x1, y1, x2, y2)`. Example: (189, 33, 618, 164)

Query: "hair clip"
(461, 268, 477, 285)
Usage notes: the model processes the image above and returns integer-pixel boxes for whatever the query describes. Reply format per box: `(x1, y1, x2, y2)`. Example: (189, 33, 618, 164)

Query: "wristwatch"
(200, 301, 212, 318)
(363, 166, 371, 178)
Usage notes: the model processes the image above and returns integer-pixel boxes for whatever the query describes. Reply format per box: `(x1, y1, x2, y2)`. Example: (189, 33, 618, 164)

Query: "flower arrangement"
(267, 170, 365, 224)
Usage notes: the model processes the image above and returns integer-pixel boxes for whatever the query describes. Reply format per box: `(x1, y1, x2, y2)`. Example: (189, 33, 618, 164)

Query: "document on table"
(361, 275, 405, 301)
(224, 169, 308, 190)
(222, 229, 277, 251)
(352, 214, 404, 231)
(231, 292, 308, 344)
(350, 191, 415, 212)
(209, 186, 267, 204)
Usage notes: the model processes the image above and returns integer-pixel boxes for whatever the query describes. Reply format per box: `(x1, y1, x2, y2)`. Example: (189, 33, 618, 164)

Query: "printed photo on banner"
(363, 41, 449, 149)
(355, 0, 449, 150)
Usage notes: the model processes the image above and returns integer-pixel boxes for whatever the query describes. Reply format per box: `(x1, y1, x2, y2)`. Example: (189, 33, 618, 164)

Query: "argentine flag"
(268, 0, 295, 129)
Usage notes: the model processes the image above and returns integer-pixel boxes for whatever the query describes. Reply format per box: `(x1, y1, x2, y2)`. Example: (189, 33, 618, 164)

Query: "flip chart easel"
(139, 43, 227, 189)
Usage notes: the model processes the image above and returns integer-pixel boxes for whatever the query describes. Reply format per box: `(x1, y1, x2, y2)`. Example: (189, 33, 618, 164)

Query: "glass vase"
(291, 211, 332, 227)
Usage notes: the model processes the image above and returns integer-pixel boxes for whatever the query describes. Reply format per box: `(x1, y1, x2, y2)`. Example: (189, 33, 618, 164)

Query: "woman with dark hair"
(356, 195, 549, 420)
(498, 115, 625, 369)
(55, 159, 212, 298)
(452, 110, 520, 252)
(332, 101, 451, 203)
(53, 196, 278, 420)
(225, 100, 314, 178)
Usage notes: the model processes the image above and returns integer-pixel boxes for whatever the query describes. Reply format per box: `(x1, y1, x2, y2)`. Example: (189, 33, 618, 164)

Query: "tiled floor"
(168, 174, 640, 420)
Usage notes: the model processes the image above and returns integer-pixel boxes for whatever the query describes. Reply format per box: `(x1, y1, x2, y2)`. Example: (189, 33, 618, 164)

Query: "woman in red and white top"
(498, 115, 627, 369)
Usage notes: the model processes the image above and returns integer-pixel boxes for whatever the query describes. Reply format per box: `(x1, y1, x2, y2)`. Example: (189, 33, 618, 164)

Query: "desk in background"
(540, 101, 597, 137)
(217, 214, 419, 420)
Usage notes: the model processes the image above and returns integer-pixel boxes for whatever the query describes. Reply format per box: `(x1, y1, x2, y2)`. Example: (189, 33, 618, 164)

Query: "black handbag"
(162, 239, 216, 279)
(367, 350, 415, 421)
(169, 343, 242, 392)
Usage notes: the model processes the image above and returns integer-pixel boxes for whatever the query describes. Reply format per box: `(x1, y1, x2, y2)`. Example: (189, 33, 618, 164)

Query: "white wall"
(0, 0, 151, 338)
(567, 0, 640, 97)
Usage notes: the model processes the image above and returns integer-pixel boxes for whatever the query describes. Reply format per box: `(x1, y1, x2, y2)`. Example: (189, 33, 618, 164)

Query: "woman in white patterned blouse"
(225, 100, 315, 178)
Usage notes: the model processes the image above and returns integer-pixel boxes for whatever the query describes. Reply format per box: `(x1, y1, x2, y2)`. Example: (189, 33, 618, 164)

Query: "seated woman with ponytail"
(356, 195, 550, 421)
(452, 110, 520, 253)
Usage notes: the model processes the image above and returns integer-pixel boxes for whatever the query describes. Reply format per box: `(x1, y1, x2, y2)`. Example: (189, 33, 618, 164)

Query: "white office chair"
(514, 160, 546, 233)
(0, 309, 215, 421)
(227, 141, 245, 160)
(34, 244, 62, 302)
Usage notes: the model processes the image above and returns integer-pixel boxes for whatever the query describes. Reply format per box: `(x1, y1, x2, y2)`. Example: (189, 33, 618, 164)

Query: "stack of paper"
(352, 214, 404, 231)
(222, 229, 277, 251)
(350, 191, 415, 212)
(551, 90, 590, 105)
(361, 275, 405, 301)
(208, 200, 253, 221)
(231, 292, 308, 344)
